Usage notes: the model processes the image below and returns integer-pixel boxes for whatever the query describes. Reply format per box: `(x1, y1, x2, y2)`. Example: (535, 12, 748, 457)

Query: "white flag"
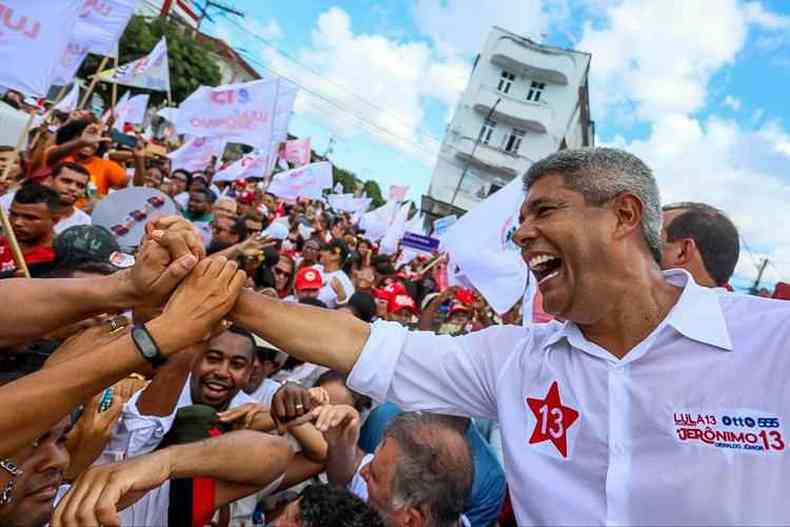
(328, 194, 371, 214)
(98, 37, 170, 92)
(167, 136, 226, 173)
(359, 201, 398, 242)
(52, 41, 89, 86)
(333, 182, 343, 194)
(440, 178, 528, 314)
(114, 94, 149, 129)
(380, 202, 411, 255)
(0, 1, 83, 96)
(266, 161, 332, 200)
(175, 77, 296, 145)
(54, 83, 80, 113)
(105, 90, 129, 125)
(405, 211, 426, 236)
(74, 0, 139, 57)
(213, 149, 271, 183)
(388, 184, 409, 202)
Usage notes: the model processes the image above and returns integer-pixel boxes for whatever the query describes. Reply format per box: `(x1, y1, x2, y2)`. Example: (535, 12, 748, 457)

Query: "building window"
(479, 119, 496, 144)
(503, 128, 526, 153)
(497, 70, 515, 94)
(526, 81, 546, 102)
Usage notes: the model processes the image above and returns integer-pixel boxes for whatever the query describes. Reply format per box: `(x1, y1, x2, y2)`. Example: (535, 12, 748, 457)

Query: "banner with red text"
(0, 0, 83, 96)
(167, 136, 226, 173)
(213, 149, 272, 183)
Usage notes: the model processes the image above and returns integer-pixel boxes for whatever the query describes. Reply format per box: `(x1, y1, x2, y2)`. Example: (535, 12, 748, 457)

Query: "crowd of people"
(0, 86, 788, 527)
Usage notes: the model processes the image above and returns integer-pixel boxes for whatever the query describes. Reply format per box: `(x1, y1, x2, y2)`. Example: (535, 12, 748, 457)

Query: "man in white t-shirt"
(50, 162, 91, 235)
(315, 239, 354, 308)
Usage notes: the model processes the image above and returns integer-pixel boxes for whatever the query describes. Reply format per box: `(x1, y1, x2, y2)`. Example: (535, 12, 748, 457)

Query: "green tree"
(78, 15, 222, 109)
(362, 180, 385, 208)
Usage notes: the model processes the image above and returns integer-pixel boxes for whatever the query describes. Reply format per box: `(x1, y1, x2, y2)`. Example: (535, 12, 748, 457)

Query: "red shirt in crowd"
(0, 236, 55, 274)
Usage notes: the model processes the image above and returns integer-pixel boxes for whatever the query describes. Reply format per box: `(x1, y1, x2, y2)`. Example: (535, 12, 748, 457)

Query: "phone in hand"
(110, 129, 138, 150)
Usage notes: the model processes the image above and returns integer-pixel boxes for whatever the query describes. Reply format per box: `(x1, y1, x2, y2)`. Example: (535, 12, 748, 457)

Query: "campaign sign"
(401, 232, 439, 253)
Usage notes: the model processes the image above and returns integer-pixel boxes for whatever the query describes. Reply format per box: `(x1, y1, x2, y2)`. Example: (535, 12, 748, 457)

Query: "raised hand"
(217, 402, 271, 431)
(271, 382, 313, 428)
(311, 404, 361, 446)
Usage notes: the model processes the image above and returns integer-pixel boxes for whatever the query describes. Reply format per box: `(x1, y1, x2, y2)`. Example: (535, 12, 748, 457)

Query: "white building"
(425, 27, 593, 215)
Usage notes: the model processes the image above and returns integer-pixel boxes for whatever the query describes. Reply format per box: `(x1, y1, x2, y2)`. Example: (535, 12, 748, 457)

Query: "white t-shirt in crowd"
(347, 270, 790, 526)
(54, 207, 91, 235)
(247, 377, 281, 407)
(174, 184, 222, 209)
(315, 265, 354, 309)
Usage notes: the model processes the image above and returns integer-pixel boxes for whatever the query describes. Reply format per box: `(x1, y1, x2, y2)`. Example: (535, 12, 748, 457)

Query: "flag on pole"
(333, 182, 343, 194)
(54, 83, 80, 113)
(167, 137, 226, 173)
(97, 37, 170, 92)
(359, 201, 398, 242)
(52, 42, 90, 86)
(327, 194, 371, 214)
(74, 0, 139, 58)
(440, 178, 528, 314)
(0, 0, 83, 97)
(213, 150, 271, 183)
(103, 90, 129, 125)
(175, 77, 296, 146)
(388, 184, 409, 202)
(266, 162, 332, 200)
(380, 202, 411, 255)
(113, 94, 149, 130)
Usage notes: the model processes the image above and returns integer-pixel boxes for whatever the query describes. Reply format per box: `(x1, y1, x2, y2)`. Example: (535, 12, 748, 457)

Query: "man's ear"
(398, 507, 426, 527)
(611, 192, 643, 240)
(674, 238, 697, 266)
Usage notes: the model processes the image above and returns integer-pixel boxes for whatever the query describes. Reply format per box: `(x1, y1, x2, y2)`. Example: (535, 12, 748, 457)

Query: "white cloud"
(255, 7, 470, 165)
(412, 0, 555, 56)
(724, 95, 741, 111)
(607, 113, 790, 284)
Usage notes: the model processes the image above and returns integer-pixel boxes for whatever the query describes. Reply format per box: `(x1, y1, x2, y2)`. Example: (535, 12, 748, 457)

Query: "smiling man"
(226, 147, 790, 525)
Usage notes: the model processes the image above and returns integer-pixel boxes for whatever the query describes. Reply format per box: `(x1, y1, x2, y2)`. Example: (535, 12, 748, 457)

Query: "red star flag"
(0, 0, 83, 96)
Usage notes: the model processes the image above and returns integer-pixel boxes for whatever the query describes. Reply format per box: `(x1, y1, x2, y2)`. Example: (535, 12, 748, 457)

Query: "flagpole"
(111, 56, 119, 108)
(78, 56, 110, 110)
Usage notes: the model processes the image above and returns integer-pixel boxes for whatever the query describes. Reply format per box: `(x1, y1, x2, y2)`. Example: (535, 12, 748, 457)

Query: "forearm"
(133, 156, 146, 187)
(288, 423, 328, 463)
(46, 139, 83, 166)
(0, 272, 138, 346)
(0, 317, 181, 457)
(230, 289, 370, 373)
(325, 441, 364, 487)
(168, 430, 292, 486)
(135, 348, 193, 416)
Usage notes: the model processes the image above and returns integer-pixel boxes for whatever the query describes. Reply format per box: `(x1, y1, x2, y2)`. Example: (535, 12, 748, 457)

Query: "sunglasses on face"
(274, 268, 292, 276)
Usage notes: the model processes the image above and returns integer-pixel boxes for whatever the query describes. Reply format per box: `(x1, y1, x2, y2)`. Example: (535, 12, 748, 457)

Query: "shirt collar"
(544, 269, 733, 354)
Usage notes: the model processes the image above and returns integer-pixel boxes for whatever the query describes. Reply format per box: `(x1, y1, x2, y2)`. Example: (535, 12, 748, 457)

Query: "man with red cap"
(293, 267, 323, 302)
(387, 292, 418, 325)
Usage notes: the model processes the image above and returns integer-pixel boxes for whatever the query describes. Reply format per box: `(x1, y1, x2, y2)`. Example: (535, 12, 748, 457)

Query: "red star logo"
(527, 381, 579, 458)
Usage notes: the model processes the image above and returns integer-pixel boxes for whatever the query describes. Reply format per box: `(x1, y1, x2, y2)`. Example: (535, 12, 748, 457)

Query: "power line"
(216, 15, 449, 147)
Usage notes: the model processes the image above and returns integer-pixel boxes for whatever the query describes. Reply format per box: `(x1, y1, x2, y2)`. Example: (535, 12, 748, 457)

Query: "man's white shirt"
(54, 208, 91, 235)
(347, 270, 790, 525)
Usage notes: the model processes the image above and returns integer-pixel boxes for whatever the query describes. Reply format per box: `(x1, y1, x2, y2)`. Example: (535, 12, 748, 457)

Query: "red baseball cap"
(294, 267, 323, 291)
(388, 293, 418, 315)
(454, 288, 476, 307)
(373, 288, 391, 301)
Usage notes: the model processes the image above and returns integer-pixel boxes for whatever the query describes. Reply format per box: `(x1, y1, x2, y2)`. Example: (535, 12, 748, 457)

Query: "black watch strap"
(131, 324, 167, 368)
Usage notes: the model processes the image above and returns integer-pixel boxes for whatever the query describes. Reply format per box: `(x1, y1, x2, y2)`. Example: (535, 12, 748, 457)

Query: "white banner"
(175, 77, 296, 146)
(388, 184, 409, 202)
(0, 1, 83, 96)
(359, 200, 398, 242)
(52, 41, 89, 86)
(114, 93, 149, 129)
(440, 178, 528, 314)
(213, 149, 272, 183)
(266, 161, 332, 200)
(75, 0, 139, 57)
(328, 193, 371, 214)
(98, 37, 170, 92)
(167, 136, 226, 173)
(380, 202, 411, 255)
(54, 82, 80, 113)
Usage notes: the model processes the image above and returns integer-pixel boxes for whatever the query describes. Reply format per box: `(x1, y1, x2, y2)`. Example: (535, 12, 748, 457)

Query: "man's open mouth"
(528, 254, 563, 285)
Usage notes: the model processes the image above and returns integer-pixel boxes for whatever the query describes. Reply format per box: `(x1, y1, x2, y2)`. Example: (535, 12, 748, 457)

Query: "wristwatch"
(131, 324, 167, 368)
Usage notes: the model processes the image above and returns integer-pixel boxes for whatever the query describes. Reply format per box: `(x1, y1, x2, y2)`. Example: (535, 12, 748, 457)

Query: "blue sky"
(203, 0, 790, 289)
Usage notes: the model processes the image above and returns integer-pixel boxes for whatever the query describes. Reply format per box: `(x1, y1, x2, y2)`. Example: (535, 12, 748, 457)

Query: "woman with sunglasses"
(273, 254, 296, 300)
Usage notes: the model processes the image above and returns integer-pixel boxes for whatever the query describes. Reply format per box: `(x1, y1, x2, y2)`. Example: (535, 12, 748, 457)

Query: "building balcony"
(490, 37, 573, 86)
(453, 136, 519, 177)
(474, 86, 551, 133)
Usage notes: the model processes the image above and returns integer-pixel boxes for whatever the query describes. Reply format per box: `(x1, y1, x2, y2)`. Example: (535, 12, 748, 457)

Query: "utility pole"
(750, 258, 769, 294)
(196, 0, 244, 31)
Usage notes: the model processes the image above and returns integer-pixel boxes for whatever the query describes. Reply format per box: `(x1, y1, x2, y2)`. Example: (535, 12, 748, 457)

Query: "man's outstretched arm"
(52, 430, 292, 527)
(230, 289, 370, 374)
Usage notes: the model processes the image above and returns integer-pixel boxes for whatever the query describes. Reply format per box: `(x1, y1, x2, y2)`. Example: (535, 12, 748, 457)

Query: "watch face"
(132, 327, 155, 358)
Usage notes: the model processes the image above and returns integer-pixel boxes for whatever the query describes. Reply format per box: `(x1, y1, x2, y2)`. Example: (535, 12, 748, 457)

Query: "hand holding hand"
(157, 256, 246, 347)
(311, 404, 360, 446)
(271, 382, 313, 429)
